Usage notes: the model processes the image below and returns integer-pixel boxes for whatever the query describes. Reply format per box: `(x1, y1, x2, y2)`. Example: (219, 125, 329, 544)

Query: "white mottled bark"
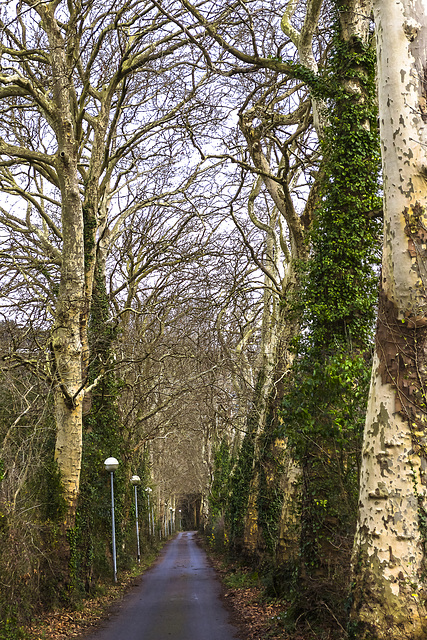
(351, 0, 427, 636)
(38, 3, 86, 525)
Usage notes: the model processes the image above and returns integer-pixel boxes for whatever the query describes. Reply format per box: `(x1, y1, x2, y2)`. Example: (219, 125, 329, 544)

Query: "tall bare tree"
(350, 0, 427, 636)
(0, 0, 215, 529)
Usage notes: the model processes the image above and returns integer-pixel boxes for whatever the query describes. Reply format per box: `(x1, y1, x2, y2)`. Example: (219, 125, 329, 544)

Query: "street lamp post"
(145, 487, 152, 538)
(179, 509, 182, 531)
(104, 457, 119, 583)
(130, 475, 141, 563)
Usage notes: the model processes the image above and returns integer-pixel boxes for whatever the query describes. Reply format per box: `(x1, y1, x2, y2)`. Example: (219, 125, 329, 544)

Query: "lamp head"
(104, 457, 119, 471)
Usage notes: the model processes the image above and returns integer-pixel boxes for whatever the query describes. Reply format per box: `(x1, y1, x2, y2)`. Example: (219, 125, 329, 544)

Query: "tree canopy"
(1, 0, 426, 639)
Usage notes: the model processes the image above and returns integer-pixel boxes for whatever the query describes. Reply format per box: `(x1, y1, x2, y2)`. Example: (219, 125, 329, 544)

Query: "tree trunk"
(350, 0, 427, 636)
(276, 451, 301, 564)
(39, 3, 86, 529)
(242, 268, 300, 555)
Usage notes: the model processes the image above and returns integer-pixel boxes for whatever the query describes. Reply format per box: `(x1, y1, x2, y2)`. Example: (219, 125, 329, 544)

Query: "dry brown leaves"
(222, 584, 284, 640)
(24, 573, 143, 640)
(206, 551, 286, 640)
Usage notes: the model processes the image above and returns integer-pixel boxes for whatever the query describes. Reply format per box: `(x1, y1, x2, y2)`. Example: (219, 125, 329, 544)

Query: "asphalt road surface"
(82, 531, 242, 640)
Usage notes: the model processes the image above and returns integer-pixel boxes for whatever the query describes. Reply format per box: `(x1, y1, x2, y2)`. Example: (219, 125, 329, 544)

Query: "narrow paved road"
(82, 531, 242, 640)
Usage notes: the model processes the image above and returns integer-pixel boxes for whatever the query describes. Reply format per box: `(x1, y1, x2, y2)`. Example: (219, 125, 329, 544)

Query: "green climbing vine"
(209, 438, 232, 519)
(71, 262, 149, 595)
(226, 424, 256, 548)
(82, 204, 97, 269)
(225, 370, 265, 550)
(279, 6, 382, 626)
(256, 415, 285, 556)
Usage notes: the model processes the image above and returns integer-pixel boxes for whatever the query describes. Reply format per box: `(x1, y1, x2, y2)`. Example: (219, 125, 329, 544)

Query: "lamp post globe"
(104, 457, 119, 472)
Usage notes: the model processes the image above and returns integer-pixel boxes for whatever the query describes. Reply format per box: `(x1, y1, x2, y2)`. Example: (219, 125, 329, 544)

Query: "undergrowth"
(201, 528, 348, 640)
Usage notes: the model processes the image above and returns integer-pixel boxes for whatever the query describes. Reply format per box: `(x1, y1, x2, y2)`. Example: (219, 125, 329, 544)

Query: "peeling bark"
(36, 3, 86, 525)
(350, 0, 427, 635)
